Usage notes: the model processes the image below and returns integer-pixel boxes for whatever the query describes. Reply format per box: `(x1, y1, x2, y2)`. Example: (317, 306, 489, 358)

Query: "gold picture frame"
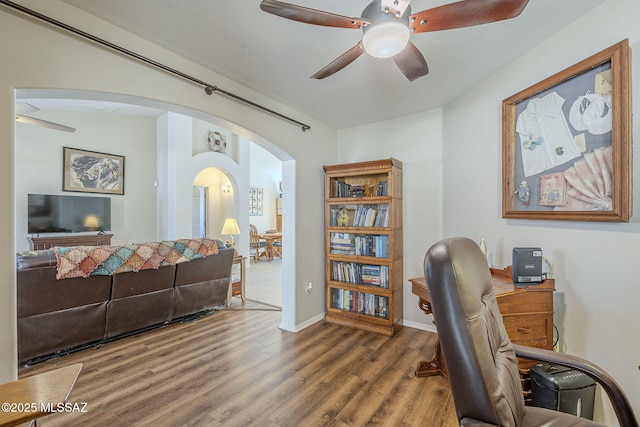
(63, 147, 125, 195)
(502, 39, 631, 222)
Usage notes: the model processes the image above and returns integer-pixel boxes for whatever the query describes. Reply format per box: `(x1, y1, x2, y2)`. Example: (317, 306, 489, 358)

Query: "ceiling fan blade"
(410, 0, 529, 33)
(16, 102, 39, 115)
(260, 0, 369, 29)
(16, 114, 76, 133)
(393, 42, 429, 81)
(311, 41, 366, 79)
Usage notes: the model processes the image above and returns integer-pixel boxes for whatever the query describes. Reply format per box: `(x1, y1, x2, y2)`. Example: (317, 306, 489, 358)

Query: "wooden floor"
(19, 301, 458, 427)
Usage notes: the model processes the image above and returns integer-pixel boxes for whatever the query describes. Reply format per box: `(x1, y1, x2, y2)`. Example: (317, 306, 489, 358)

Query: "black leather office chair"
(424, 237, 638, 427)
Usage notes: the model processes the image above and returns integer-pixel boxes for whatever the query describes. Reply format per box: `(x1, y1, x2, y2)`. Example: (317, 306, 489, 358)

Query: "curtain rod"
(0, 0, 311, 132)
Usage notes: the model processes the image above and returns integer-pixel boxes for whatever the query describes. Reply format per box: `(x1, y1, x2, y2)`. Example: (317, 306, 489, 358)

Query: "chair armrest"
(513, 344, 638, 427)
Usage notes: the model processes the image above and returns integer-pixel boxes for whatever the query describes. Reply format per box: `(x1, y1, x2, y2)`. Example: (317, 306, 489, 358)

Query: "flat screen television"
(28, 193, 111, 234)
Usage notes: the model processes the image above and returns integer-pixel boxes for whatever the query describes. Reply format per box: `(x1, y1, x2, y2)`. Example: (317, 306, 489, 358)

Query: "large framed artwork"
(502, 40, 631, 222)
(63, 147, 125, 195)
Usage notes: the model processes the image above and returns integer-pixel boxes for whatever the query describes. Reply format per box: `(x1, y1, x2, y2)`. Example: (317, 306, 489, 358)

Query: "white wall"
(441, 0, 640, 422)
(337, 109, 444, 328)
(15, 110, 158, 251)
(0, 0, 336, 382)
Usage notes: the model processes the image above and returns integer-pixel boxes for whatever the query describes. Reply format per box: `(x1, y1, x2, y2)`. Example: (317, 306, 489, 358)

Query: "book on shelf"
(331, 261, 389, 288)
(348, 184, 366, 197)
(375, 180, 388, 196)
(353, 207, 376, 227)
(330, 288, 389, 319)
(330, 180, 368, 198)
(353, 235, 389, 258)
(329, 233, 356, 255)
(374, 207, 389, 227)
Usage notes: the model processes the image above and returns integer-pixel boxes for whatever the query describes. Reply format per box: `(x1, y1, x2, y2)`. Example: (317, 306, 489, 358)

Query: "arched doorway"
(14, 88, 296, 331)
(193, 167, 235, 241)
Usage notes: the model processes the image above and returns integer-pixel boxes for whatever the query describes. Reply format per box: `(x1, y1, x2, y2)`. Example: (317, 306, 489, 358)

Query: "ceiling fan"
(15, 102, 76, 133)
(260, 0, 529, 81)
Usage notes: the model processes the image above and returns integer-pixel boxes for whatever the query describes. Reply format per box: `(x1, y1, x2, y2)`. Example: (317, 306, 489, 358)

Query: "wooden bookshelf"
(323, 158, 403, 336)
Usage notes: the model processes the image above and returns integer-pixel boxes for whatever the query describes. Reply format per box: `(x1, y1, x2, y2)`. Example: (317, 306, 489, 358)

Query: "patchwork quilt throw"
(53, 238, 219, 280)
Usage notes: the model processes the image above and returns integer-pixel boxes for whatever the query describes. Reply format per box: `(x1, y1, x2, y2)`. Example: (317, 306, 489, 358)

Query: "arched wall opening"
(193, 167, 235, 242)
(14, 88, 296, 335)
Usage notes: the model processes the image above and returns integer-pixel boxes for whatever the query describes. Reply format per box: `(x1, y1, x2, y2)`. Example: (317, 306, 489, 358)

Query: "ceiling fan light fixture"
(362, 21, 409, 58)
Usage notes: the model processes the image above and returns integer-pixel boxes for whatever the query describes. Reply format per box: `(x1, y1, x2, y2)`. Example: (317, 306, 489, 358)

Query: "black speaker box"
(512, 247, 543, 285)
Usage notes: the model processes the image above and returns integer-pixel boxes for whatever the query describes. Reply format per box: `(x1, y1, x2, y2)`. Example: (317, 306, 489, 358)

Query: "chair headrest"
(426, 237, 493, 317)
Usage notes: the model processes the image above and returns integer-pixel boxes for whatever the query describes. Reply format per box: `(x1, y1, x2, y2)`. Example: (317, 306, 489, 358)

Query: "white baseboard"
(280, 312, 325, 332)
(282, 314, 438, 335)
(403, 319, 437, 334)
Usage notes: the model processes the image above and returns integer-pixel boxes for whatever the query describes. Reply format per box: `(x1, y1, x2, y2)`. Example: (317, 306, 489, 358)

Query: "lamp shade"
(221, 218, 240, 235)
(83, 214, 100, 230)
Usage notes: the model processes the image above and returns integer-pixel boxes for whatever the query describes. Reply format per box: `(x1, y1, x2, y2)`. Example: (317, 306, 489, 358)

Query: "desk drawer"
(497, 291, 553, 315)
(503, 315, 550, 343)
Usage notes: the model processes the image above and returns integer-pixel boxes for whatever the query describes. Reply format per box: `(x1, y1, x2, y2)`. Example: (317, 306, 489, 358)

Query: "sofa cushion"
(17, 267, 111, 318)
(18, 302, 107, 362)
(174, 249, 234, 285)
(111, 265, 176, 299)
(105, 289, 175, 339)
(173, 248, 234, 318)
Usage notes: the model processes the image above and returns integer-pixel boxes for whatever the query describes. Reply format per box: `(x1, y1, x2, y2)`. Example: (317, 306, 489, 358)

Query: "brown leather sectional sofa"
(16, 240, 234, 364)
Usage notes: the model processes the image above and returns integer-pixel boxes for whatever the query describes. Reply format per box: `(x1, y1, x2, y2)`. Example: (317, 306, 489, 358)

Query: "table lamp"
(221, 218, 240, 247)
(83, 214, 100, 231)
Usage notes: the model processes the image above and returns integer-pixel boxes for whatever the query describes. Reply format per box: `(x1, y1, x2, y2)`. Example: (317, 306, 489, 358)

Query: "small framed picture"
(249, 187, 263, 215)
(539, 173, 566, 207)
(63, 147, 125, 195)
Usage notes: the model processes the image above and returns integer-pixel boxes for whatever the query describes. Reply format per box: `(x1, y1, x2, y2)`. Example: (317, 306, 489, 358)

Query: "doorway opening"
(193, 167, 234, 242)
(243, 143, 283, 309)
(14, 88, 295, 330)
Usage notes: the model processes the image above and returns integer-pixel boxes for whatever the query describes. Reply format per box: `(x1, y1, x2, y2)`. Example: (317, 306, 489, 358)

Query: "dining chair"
(249, 224, 267, 261)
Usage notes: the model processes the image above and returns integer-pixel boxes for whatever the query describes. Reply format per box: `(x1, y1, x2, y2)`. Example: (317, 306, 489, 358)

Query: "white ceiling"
(17, 98, 165, 117)
(49, 0, 605, 129)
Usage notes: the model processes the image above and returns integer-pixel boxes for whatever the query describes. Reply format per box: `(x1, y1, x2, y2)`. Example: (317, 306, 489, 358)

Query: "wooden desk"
(0, 363, 82, 427)
(410, 267, 555, 379)
(227, 256, 246, 305)
(258, 233, 282, 261)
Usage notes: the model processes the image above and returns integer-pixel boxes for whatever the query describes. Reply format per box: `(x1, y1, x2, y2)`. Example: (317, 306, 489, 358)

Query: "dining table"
(258, 232, 282, 261)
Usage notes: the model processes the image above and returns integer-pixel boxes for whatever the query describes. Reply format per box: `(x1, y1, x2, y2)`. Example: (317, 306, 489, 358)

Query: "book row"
(331, 261, 389, 288)
(330, 288, 389, 319)
(329, 233, 389, 258)
(329, 180, 388, 198)
(352, 206, 389, 227)
(329, 206, 389, 228)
